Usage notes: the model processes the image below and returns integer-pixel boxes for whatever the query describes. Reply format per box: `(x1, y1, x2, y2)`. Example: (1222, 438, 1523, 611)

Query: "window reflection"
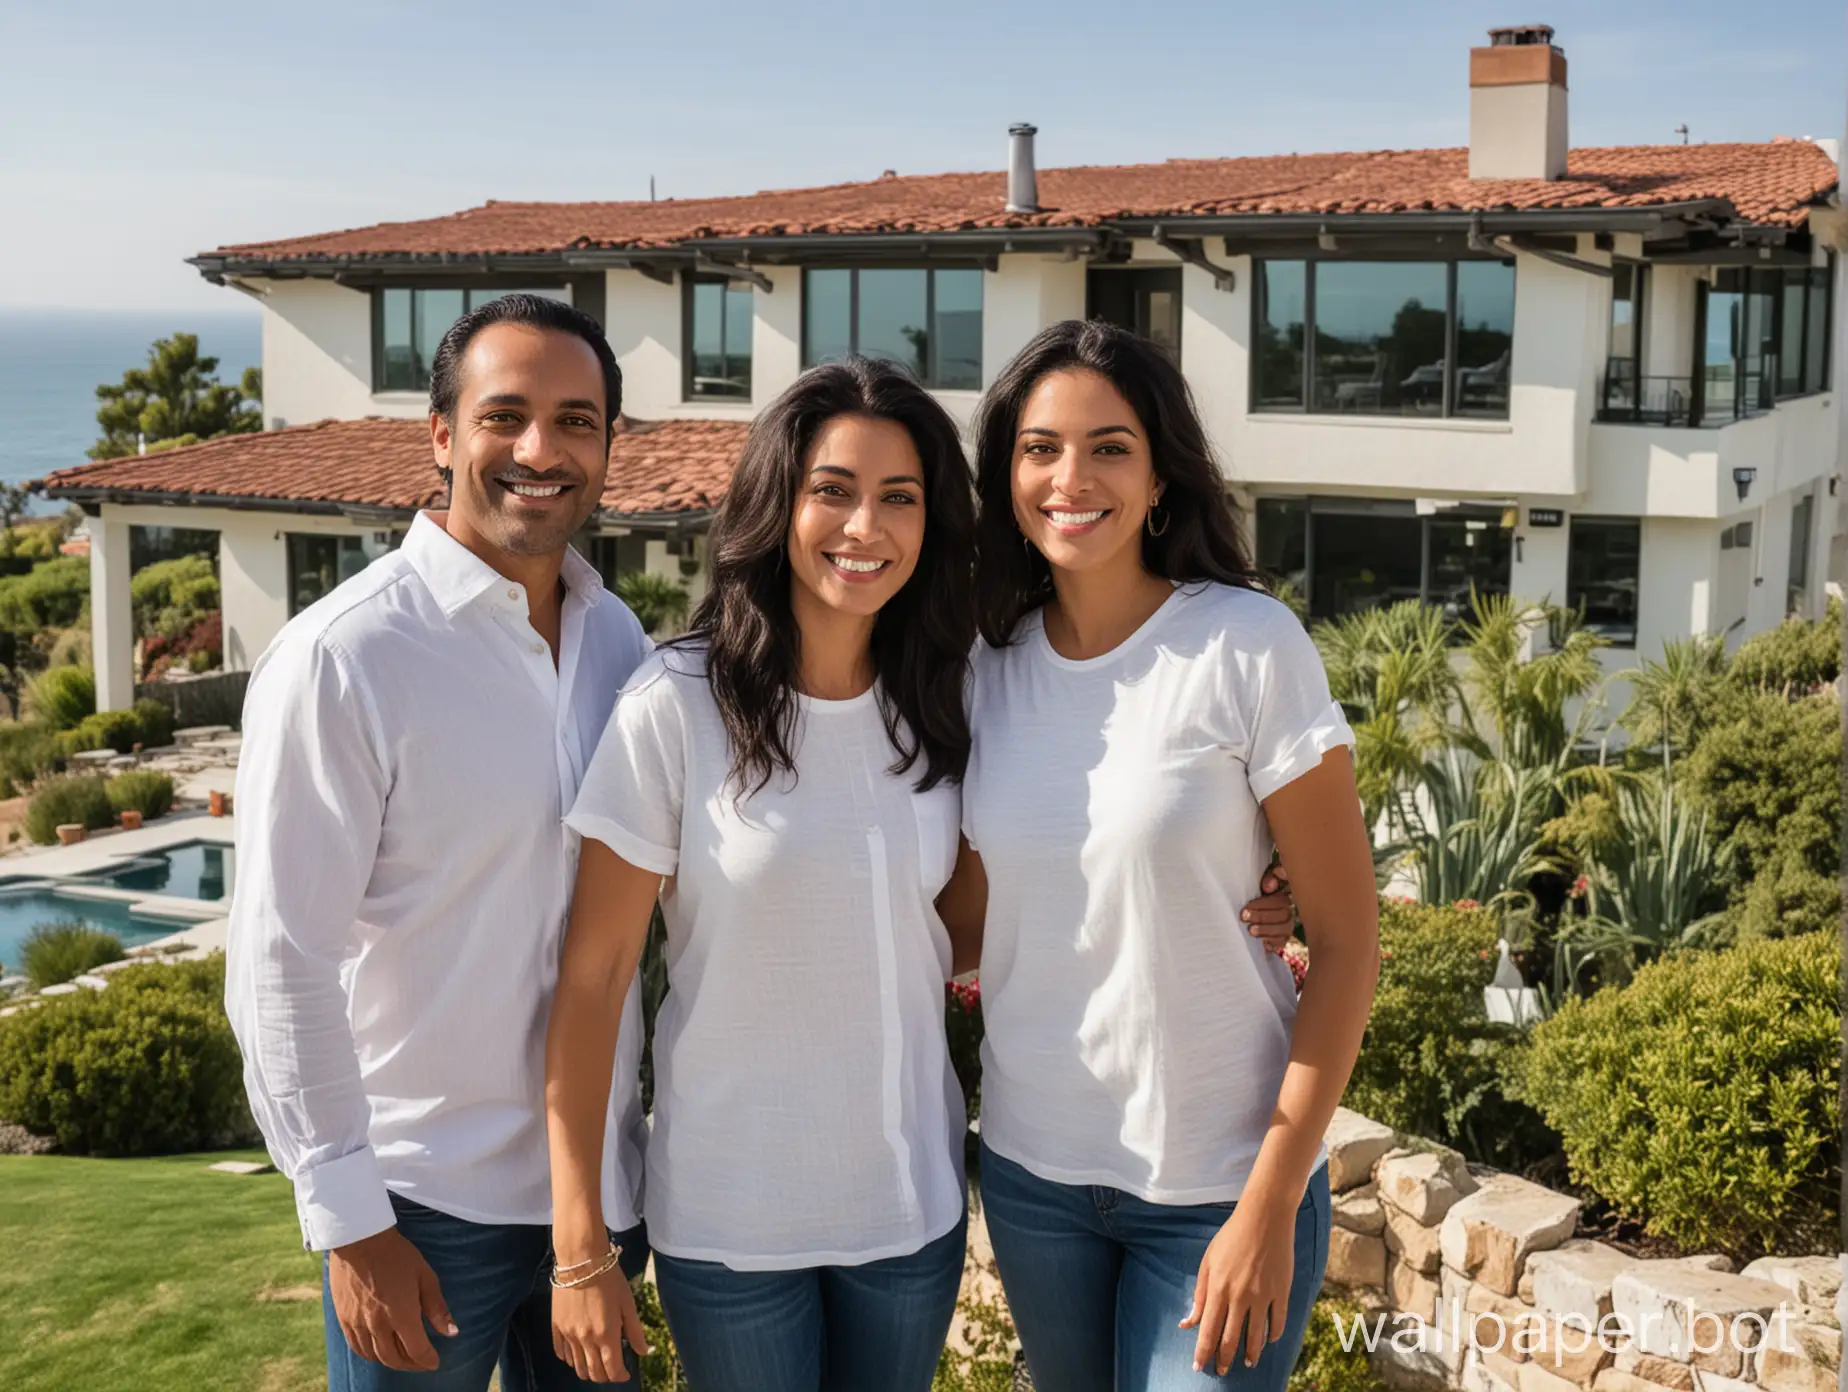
(803, 269, 854, 369)
(1567, 518, 1641, 647)
(933, 270, 984, 389)
(855, 269, 929, 379)
(1256, 262, 1306, 408)
(374, 287, 570, 393)
(1453, 262, 1514, 418)
(1311, 262, 1448, 416)
(1311, 507, 1424, 617)
(686, 276, 753, 399)
(288, 534, 396, 616)
(801, 268, 983, 388)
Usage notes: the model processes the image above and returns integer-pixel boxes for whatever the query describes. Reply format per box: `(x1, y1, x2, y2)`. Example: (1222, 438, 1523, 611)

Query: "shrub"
(24, 663, 95, 731)
(130, 554, 217, 639)
(1290, 1299, 1391, 1392)
(0, 556, 91, 638)
(1506, 932, 1839, 1256)
(1345, 899, 1553, 1169)
(17, 922, 123, 990)
(24, 774, 114, 845)
(132, 698, 175, 748)
(0, 720, 61, 798)
(55, 708, 142, 758)
(1728, 598, 1840, 692)
(0, 954, 252, 1155)
(613, 571, 690, 637)
(107, 770, 175, 820)
(1681, 690, 1838, 907)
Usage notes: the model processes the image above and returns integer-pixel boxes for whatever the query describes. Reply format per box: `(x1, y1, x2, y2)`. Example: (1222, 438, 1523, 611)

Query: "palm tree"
(1615, 633, 1728, 761)
(614, 571, 691, 637)
(1312, 600, 1460, 835)
(1455, 592, 1607, 773)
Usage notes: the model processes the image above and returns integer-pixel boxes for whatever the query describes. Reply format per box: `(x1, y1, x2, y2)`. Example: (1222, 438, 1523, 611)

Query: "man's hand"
(553, 1266, 650, 1383)
(327, 1227, 457, 1372)
(1241, 863, 1297, 953)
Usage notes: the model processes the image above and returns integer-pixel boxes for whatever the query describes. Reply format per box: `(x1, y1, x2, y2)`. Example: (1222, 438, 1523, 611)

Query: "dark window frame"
(1254, 494, 1515, 630)
(369, 282, 576, 393)
(799, 266, 984, 389)
(1691, 258, 1835, 419)
(681, 272, 754, 402)
(1250, 253, 1517, 421)
(1565, 515, 1643, 650)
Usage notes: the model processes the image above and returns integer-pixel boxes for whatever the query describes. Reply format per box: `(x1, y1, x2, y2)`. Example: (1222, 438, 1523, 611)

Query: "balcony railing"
(1597, 358, 1776, 427)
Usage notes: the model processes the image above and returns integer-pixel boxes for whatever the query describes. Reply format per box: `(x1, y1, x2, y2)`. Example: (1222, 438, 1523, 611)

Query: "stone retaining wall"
(1320, 1109, 1842, 1392)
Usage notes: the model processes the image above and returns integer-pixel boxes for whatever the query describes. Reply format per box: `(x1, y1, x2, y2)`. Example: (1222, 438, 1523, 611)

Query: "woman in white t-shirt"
(539, 358, 980, 1391)
(944, 320, 1381, 1391)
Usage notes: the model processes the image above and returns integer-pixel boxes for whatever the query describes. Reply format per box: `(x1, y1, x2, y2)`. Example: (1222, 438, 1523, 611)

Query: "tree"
(91, 334, 261, 460)
(614, 571, 690, 637)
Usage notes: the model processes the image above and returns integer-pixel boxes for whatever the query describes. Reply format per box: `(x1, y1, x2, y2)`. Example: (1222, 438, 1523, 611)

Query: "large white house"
(44, 24, 1847, 712)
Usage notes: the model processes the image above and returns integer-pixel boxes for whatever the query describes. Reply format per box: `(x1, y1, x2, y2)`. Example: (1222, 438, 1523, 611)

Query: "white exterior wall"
(257, 280, 415, 427)
(88, 503, 397, 709)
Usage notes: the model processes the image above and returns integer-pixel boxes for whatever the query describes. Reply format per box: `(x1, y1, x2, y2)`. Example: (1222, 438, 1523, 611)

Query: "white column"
(218, 515, 292, 672)
(89, 509, 135, 712)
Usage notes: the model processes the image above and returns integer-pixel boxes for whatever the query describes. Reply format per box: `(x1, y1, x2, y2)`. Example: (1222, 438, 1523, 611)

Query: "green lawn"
(0, 1149, 326, 1392)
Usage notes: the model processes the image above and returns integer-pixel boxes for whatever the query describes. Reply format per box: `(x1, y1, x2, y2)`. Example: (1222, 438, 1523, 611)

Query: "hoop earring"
(1146, 505, 1170, 538)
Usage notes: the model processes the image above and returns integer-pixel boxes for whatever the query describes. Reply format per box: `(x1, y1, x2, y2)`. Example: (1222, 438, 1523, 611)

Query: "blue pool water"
(84, 841, 235, 902)
(0, 890, 177, 973)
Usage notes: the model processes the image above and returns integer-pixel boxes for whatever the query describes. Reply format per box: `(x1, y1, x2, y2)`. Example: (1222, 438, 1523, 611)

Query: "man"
(227, 294, 652, 1389)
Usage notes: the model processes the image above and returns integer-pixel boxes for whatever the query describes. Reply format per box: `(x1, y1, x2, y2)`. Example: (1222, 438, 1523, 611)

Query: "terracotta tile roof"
(38, 416, 750, 519)
(203, 142, 1837, 262)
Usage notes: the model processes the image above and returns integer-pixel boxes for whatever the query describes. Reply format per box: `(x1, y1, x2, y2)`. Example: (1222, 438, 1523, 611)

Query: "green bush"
(24, 774, 114, 845)
(0, 954, 252, 1156)
(23, 664, 95, 731)
(132, 698, 175, 748)
(17, 922, 123, 990)
(0, 556, 90, 638)
(1735, 845, 1841, 941)
(1290, 1299, 1391, 1392)
(0, 720, 61, 798)
(131, 554, 218, 639)
(1728, 598, 1840, 692)
(1506, 932, 1839, 1256)
(107, 770, 174, 820)
(1681, 690, 1838, 908)
(1345, 900, 1553, 1169)
(55, 708, 141, 758)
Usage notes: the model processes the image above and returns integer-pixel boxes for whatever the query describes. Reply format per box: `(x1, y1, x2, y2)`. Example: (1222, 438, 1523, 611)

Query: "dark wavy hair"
(672, 357, 976, 797)
(971, 318, 1264, 646)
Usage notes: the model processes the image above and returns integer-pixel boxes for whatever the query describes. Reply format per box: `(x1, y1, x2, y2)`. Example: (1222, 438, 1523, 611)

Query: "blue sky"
(2, 0, 1842, 313)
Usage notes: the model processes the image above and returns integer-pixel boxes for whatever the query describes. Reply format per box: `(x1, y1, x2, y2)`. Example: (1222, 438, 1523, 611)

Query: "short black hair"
(428, 293, 622, 436)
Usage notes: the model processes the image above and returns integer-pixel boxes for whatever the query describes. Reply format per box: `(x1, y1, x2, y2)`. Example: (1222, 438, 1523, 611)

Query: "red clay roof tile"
(39, 416, 751, 519)
(203, 143, 1837, 261)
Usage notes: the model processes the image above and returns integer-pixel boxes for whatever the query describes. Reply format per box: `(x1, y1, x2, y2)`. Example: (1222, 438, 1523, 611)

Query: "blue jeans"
(322, 1192, 649, 1391)
(651, 1214, 967, 1392)
(980, 1145, 1330, 1392)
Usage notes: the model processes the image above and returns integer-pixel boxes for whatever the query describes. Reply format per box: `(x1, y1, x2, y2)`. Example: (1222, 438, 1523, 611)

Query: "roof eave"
(37, 481, 422, 519)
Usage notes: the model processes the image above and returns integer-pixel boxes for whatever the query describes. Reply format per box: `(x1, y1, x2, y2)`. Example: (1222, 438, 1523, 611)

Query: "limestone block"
(1327, 1108, 1399, 1192)
(1442, 1175, 1582, 1297)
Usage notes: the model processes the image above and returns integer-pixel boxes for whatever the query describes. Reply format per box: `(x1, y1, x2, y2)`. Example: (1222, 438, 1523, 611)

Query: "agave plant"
(1553, 771, 1730, 991)
(614, 570, 691, 637)
(1386, 747, 1558, 909)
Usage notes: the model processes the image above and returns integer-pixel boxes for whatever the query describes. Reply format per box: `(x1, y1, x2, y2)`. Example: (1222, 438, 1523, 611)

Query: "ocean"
(0, 309, 262, 510)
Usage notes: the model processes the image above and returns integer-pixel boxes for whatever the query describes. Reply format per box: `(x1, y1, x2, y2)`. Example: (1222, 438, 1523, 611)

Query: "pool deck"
(0, 809, 235, 959)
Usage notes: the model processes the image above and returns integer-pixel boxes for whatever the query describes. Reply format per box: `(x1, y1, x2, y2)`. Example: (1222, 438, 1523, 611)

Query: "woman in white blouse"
(540, 358, 980, 1390)
(942, 320, 1380, 1391)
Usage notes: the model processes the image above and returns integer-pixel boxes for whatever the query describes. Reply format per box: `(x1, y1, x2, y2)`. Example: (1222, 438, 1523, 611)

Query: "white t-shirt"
(964, 581, 1354, 1204)
(566, 647, 967, 1270)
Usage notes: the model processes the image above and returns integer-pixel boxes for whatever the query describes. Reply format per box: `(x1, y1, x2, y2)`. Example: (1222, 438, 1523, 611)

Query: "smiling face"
(431, 322, 611, 559)
(787, 413, 927, 622)
(1011, 367, 1162, 581)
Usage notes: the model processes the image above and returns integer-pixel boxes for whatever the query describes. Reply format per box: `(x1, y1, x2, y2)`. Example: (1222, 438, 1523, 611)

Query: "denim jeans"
(322, 1192, 650, 1391)
(651, 1214, 967, 1392)
(980, 1144, 1330, 1392)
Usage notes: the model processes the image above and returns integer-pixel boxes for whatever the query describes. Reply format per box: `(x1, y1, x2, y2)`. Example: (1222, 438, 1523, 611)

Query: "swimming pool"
(0, 889, 179, 972)
(82, 840, 235, 902)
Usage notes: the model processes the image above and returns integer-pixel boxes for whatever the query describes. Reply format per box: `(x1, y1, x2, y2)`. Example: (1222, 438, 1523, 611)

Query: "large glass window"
(1602, 264, 1646, 417)
(1787, 493, 1815, 617)
(1804, 263, 1832, 395)
(1566, 517, 1641, 648)
(288, 533, 395, 615)
(684, 275, 753, 400)
(1255, 262, 1307, 408)
(374, 287, 570, 392)
(1453, 261, 1516, 418)
(1256, 497, 1512, 625)
(1778, 273, 1807, 398)
(1255, 258, 1514, 419)
(801, 268, 983, 389)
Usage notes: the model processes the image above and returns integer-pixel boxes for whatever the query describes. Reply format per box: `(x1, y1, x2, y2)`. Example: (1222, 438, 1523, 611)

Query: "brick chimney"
(1469, 25, 1568, 180)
